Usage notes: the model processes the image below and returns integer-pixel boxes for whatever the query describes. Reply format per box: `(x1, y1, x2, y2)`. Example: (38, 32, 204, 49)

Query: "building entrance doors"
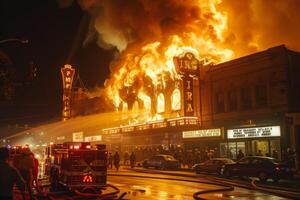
(251, 140, 269, 156)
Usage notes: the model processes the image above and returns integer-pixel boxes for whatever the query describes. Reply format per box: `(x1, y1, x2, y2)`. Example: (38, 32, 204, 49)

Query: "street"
(107, 171, 288, 200)
(13, 167, 299, 200)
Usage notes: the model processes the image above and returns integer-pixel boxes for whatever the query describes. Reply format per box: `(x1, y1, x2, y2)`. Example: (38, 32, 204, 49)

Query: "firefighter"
(107, 152, 113, 169)
(30, 153, 40, 191)
(18, 148, 35, 199)
(130, 152, 136, 168)
(114, 152, 120, 171)
(0, 147, 26, 200)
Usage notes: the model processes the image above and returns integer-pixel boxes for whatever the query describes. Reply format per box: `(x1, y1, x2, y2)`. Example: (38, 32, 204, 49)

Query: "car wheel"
(223, 169, 231, 178)
(258, 171, 268, 182)
(273, 177, 279, 183)
(160, 164, 166, 170)
(143, 162, 148, 168)
(217, 169, 222, 176)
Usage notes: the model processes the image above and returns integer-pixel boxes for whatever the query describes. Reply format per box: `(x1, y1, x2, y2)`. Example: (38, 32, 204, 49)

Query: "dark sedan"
(193, 158, 235, 175)
(142, 155, 181, 170)
(222, 156, 293, 182)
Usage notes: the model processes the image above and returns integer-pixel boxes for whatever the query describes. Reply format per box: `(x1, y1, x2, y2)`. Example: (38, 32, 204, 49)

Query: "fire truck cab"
(46, 142, 107, 190)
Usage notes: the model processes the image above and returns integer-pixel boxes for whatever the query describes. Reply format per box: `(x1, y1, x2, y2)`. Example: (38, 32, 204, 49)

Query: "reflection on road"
(107, 170, 289, 200)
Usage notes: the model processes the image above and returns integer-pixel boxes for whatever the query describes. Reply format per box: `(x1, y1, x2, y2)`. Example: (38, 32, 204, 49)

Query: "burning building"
(71, 0, 300, 167)
(100, 45, 300, 167)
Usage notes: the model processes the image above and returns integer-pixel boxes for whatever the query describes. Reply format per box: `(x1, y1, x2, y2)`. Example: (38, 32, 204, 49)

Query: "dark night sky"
(0, 0, 113, 127)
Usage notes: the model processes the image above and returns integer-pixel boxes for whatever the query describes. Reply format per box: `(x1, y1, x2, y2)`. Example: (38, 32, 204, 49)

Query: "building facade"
(197, 45, 300, 163)
(99, 45, 300, 168)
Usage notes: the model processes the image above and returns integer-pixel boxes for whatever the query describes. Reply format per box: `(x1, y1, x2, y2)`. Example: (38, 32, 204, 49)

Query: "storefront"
(221, 125, 282, 160)
(182, 128, 224, 157)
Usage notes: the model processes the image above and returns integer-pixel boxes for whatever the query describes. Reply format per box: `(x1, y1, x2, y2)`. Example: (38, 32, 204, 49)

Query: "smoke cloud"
(221, 0, 300, 57)
(79, 0, 228, 51)
(78, 0, 300, 113)
(79, 0, 300, 57)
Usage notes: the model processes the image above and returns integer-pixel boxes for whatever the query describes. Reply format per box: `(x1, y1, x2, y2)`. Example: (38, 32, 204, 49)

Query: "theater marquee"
(173, 52, 201, 117)
(227, 126, 281, 139)
(183, 128, 221, 138)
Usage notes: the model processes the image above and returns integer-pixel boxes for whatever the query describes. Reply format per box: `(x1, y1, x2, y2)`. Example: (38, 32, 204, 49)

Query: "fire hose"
(73, 184, 126, 200)
(108, 173, 235, 200)
(193, 185, 234, 200)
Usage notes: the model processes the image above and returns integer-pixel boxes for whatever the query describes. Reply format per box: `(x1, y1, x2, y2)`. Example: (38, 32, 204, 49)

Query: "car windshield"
(269, 158, 281, 164)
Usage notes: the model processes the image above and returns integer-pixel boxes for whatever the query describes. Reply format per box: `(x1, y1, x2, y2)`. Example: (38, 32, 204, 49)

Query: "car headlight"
(221, 165, 225, 173)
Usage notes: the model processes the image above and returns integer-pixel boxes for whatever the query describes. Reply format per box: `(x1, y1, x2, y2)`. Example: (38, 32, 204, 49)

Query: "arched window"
(122, 102, 128, 112)
(143, 95, 151, 112)
(171, 89, 181, 111)
(157, 93, 165, 113)
(132, 101, 139, 112)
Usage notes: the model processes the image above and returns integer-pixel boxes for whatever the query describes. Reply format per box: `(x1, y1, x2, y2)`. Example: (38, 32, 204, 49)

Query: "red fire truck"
(45, 142, 107, 191)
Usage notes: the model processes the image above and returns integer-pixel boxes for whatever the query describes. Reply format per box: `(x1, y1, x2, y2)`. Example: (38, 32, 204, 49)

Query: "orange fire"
(102, 0, 234, 121)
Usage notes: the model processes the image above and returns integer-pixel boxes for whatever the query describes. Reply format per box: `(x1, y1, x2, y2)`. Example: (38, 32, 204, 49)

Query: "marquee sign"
(173, 52, 201, 117)
(173, 52, 200, 75)
(73, 132, 84, 142)
(227, 126, 281, 139)
(85, 135, 102, 142)
(183, 128, 221, 138)
(183, 77, 194, 116)
(61, 64, 75, 120)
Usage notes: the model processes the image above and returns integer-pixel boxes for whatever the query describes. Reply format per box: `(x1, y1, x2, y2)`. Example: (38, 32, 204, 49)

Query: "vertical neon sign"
(61, 64, 75, 120)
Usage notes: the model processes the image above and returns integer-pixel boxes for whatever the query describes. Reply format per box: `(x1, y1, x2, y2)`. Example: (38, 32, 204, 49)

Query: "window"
(255, 84, 267, 107)
(205, 160, 214, 165)
(240, 86, 252, 110)
(157, 93, 165, 113)
(251, 158, 263, 165)
(228, 89, 237, 112)
(215, 91, 225, 113)
(237, 157, 251, 164)
(171, 89, 181, 111)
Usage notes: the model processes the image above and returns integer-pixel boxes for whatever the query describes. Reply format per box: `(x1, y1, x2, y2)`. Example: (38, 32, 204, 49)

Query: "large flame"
(77, 0, 300, 121)
(80, 0, 235, 120)
(101, 0, 234, 120)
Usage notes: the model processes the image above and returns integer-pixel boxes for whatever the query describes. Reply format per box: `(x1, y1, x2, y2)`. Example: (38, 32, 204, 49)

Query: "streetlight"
(0, 38, 29, 44)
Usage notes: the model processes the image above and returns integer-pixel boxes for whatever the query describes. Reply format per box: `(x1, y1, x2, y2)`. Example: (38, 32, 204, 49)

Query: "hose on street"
(73, 183, 122, 199)
(193, 185, 234, 200)
(251, 179, 300, 199)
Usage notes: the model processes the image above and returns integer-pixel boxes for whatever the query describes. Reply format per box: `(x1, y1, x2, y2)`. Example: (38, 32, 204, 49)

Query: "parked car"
(193, 158, 235, 175)
(222, 156, 293, 182)
(142, 154, 180, 170)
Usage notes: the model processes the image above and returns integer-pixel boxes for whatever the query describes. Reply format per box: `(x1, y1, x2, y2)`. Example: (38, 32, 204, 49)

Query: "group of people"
(108, 145, 298, 170)
(0, 147, 39, 200)
(106, 146, 218, 168)
(107, 151, 136, 170)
